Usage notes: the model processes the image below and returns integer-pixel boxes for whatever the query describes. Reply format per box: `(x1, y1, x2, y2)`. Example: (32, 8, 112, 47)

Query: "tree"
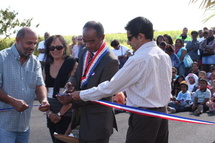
(190, 0, 215, 22)
(0, 7, 39, 50)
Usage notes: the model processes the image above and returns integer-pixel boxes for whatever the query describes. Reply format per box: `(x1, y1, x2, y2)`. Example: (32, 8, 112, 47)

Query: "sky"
(1, 0, 215, 37)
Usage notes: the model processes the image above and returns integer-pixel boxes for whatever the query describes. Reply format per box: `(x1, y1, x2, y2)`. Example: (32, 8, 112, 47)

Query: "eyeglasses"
(49, 45, 64, 51)
(127, 35, 134, 41)
(78, 39, 83, 41)
(172, 72, 176, 73)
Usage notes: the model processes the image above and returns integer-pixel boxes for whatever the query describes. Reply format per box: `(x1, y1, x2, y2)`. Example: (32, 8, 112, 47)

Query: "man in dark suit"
(57, 21, 118, 143)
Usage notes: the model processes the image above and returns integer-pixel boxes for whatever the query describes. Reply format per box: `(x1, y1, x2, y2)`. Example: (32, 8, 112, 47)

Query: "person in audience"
(173, 75, 185, 97)
(203, 27, 209, 32)
(172, 67, 179, 81)
(163, 34, 174, 45)
(197, 29, 204, 43)
(208, 72, 215, 86)
(72, 35, 84, 61)
(199, 70, 207, 80)
(37, 32, 50, 66)
(165, 44, 180, 68)
(189, 62, 200, 76)
(185, 73, 199, 92)
(201, 30, 209, 42)
(168, 81, 191, 112)
(158, 41, 167, 51)
(206, 65, 215, 81)
(111, 39, 133, 69)
(156, 35, 165, 45)
(186, 31, 200, 62)
(210, 80, 215, 94)
(185, 73, 199, 102)
(176, 27, 192, 44)
(206, 92, 215, 112)
(199, 30, 215, 73)
(175, 39, 188, 76)
(192, 78, 210, 115)
(69, 36, 77, 55)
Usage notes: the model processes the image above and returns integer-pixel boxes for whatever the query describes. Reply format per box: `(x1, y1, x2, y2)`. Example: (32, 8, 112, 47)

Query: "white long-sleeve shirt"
(80, 41, 172, 108)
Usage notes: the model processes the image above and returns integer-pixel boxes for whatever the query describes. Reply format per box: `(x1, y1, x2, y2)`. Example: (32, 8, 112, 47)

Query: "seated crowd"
(161, 27, 215, 115)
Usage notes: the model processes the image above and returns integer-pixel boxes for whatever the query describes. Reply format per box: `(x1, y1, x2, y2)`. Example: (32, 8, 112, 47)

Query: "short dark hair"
(159, 41, 167, 47)
(199, 78, 208, 85)
(203, 31, 208, 36)
(191, 31, 198, 35)
(110, 40, 120, 47)
(83, 21, 104, 38)
(125, 16, 153, 40)
(165, 44, 174, 53)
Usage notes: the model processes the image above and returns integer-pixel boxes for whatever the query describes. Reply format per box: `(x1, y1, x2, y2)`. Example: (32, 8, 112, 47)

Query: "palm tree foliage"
(190, 0, 215, 22)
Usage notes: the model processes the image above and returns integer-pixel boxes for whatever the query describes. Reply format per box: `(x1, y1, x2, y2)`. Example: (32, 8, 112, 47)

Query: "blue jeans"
(0, 127, 30, 143)
(178, 62, 190, 76)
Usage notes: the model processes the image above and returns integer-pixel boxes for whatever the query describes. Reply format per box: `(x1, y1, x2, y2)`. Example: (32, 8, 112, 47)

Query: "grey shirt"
(0, 44, 44, 132)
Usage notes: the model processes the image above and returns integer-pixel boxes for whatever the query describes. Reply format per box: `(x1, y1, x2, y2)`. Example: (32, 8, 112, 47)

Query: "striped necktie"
(88, 52, 94, 66)
(83, 52, 94, 76)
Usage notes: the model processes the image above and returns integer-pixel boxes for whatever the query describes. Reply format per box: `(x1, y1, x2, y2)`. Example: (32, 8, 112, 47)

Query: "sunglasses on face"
(49, 45, 64, 51)
(127, 35, 134, 41)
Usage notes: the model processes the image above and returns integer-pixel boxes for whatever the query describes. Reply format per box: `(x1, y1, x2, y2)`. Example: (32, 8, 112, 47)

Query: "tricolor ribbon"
(94, 100, 215, 125)
(1, 100, 215, 125)
(0, 105, 40, 112)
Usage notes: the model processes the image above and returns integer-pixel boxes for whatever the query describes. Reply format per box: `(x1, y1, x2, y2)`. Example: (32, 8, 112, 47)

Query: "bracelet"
(47, 111, 52, 118)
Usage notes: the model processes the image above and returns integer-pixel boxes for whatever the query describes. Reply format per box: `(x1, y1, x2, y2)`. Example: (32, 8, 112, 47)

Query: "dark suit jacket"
(70, 47, 119, 141)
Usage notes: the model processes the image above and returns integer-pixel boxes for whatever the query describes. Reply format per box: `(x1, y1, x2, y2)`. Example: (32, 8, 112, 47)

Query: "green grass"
(0, 30, 191, 55)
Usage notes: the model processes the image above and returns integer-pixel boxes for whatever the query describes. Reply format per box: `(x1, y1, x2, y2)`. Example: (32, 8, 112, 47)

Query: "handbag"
(183, 54, 193, 68)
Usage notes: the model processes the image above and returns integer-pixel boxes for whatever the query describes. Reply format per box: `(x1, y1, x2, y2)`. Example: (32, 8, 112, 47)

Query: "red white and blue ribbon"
(0, 105, 40, 112)
(81, 42, 109, 88)
(94, 100, 215, 125)
(1, 100, 215, 125)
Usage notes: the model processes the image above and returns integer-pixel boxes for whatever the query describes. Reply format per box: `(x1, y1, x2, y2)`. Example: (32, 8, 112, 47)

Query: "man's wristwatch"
(57, 112, 62, 117)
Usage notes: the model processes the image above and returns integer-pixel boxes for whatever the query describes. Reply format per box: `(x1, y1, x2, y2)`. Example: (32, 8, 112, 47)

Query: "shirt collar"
(11, 44, 21, 60)
(135, 41, 156, 54)
(11, 44, 31, 61)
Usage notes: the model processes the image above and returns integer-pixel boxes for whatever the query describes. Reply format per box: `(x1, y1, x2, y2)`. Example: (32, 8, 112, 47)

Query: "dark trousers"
(79, 136, 109, 143)
(47, 116, 71, 143)
(126, 107, 169, 143)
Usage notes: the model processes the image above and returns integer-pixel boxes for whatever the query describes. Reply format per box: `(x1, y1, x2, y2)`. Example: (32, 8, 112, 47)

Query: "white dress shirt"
(72, 45, 80, 58)
(37, 40, 46, 62)
(80, 41, 172, 108)
(112, 45, 133, 57)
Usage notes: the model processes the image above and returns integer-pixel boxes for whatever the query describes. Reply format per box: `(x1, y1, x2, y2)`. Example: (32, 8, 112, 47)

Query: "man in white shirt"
(111, 39, 132, 68)
(57, 16, 172, 143)
(37, 32, 50, 65)
(197, 30, 204, 43)
(72, 35, 84, 61)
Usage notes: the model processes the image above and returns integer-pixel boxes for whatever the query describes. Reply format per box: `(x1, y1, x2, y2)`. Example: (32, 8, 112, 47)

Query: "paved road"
(30, 100, 215, 143)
